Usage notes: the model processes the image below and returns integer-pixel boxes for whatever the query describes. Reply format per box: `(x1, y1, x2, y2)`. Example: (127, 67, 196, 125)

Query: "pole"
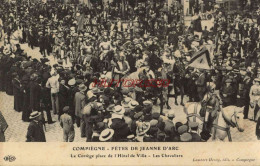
(122, 0, 125, 19)
(228, 0, 230, 12)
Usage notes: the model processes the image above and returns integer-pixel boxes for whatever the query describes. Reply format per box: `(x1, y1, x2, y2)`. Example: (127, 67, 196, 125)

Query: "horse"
(184, 102, 245, 141)
(123, 66, 155, 84)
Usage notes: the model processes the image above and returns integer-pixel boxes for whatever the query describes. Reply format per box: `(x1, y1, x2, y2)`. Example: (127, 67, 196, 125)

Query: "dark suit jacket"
(220, 85, 235, 103)
(41, 87, 52, 110)
(26, 121, 46, 142)
(30, 81, 41, 111)
(59, 84, 69, 111)
(256, 117, 260, 138)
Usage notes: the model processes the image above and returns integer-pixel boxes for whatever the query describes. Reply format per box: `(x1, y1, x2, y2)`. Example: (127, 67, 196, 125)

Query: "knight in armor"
(99, 36, 111, 61)
(200, 82, 222, 141)
(80, 40, 94, 65)
(113, 52, 130, 82)
(161, 51, 175, 109)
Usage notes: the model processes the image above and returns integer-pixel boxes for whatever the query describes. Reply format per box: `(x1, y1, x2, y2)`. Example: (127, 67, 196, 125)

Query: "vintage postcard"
(0, 0, 260, 165)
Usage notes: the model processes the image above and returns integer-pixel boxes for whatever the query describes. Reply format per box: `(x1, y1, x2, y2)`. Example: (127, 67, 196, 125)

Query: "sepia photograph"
(0, 0, 260, 165)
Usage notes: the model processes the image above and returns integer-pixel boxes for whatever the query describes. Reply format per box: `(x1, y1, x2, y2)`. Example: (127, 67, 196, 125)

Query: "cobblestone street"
(0, 89, 258, 142)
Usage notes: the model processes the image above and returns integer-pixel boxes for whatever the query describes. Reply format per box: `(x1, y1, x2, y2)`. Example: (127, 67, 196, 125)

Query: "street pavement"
(0, 37, 259, 142)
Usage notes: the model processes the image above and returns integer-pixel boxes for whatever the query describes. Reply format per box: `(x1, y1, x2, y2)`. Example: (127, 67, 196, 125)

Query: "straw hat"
(99, 74, 106, 80)
(254, 78, 260, 82)
(136, 122, 150, 136)
(167, 110, 175, 118)
(121, 97, 132, 107)
(113, 105, 125, 115)
(128, 100, 139, 109)
(143, 100, 153, 107)
(225, 79, 232, 83)
(68, 78, 76, 86)
(99, 129, 114, 142)
(78, 84, 87, 92)
(92, 87, 101, 94)
(87, 91, 96, 100)
(70, 27, 76, 31)
(88, 82, 97, 90)
(29, 111, 41, 119)
(106, 104, 115, 112)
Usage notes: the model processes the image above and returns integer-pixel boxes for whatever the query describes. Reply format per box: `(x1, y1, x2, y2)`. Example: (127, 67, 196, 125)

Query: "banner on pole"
(188, 46, 212, 70)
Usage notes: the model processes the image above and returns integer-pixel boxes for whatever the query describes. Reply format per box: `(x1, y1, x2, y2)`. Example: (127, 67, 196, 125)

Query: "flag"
(188, 46, 212, 70)
(204, 44, 215, 61)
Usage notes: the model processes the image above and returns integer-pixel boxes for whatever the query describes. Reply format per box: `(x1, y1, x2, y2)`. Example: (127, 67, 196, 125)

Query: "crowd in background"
(0, 0, 260, 142)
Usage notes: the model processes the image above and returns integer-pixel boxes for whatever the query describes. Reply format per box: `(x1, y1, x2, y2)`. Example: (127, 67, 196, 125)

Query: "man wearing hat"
(40, 77, 54, 124)
(45, 28, 54, 56)
(128, 100, 139, 111)
(12, 72, 23, 112)
(92, 122, 106, 142)
(46, 70, 60, 115)
(75, 83, 88, 136)
(220, 79, 236, 107)
(60, 106, 75, 142)
(99, 36, 111, 60)
(136, 122, 151, 142)
(38, 32, 47, 57)
(188, 121, 201, 142)
(242, 68, 253, 119)
(64, 77, 76, 120)
(163, 110, 177, 141)
(83, 101, 104, 142)
(235, 68, 247, 107)
(30, 74, 41, 112)
(248, 78, 260, 121)
(26, 111, 46, 142)
(109, 105, 130, 141)
(186, 67, 198, 102)
(144, 124, 159, 142)
(113, 52, 130, 81)
(58, 77, 70, 119)
(195, 69, 207, 101)
(172, 50, 186, 106)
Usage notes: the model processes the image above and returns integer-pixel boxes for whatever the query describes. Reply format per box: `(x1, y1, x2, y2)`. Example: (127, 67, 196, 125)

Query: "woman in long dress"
(21, 75, 31, 122)
(248, 78, 260, 121)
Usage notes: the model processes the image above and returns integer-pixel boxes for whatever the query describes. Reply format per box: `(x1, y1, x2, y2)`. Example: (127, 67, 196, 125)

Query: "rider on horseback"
(200, 82, 222, 140)
(99, 36, 111, 61)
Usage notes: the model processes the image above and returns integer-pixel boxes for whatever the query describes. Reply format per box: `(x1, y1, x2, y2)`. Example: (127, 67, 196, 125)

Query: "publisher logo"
(3, 155, 16, 162)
